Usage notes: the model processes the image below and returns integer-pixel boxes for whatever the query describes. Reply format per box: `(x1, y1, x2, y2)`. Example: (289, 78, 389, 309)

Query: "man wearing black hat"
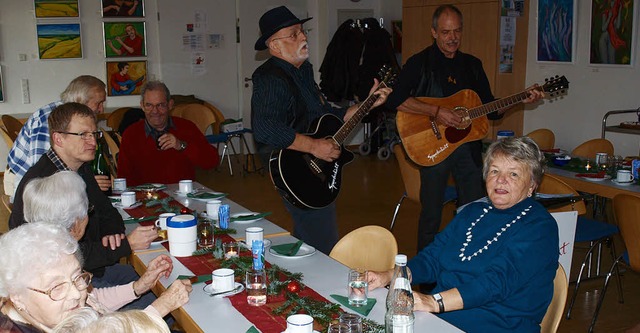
(251, 6, 391, 254)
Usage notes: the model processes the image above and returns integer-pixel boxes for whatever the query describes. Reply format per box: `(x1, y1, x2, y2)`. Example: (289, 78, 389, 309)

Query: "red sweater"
(118, 117, 219, 186)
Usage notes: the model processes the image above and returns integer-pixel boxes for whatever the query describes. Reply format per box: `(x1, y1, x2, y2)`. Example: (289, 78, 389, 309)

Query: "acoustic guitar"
(269, 66, 396, 209)
(397, 75, 569, 167)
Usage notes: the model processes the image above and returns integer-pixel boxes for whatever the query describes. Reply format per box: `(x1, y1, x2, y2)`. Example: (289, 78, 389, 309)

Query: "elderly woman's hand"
(366, 270, 394, 291)
(132, 255, 173, 296)
(413, 292, 439, 313)
(151, 279, 192, 317)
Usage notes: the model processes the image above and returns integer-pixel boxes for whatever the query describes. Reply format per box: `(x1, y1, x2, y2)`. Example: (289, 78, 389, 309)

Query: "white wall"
(524, 1, 640, 157)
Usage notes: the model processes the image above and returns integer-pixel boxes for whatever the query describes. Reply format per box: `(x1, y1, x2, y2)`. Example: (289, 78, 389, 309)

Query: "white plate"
(132, 183, 166, 191)
(231, 211, 264, 224)
(174, 190, 197, 197)
(151, 237, 167, 246)
(612, 179, 634, 186)
(580, 175, 611, 182)
(188, 192, 227, 202)
(203, 282, 244, 298)
(114, 201, 142, 209)
(240, 239, 272, 249)
(269, 243, 316, 259)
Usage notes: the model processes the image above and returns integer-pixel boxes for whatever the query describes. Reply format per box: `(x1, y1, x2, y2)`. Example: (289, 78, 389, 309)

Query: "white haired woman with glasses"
(0, 223, 191, 332)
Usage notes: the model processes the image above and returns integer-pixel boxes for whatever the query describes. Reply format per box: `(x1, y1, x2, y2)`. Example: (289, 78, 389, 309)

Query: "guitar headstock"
(542, 75, 569, 97)
(377, 65, 398, 88)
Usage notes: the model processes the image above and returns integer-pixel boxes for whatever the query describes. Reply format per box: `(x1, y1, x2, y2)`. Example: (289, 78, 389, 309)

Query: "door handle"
(244, 77, 252, 87)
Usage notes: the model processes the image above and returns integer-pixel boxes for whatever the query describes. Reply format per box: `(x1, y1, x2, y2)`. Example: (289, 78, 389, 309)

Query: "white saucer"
(612, 179, 634, 186)
(269, 244, 316, 259)
(579, 175, 611, 182)
(151, 237, 167, 246)
(188, 192, 227, 201)
(203, 282, 244, 298)
(114, 201, 142, 209)
(240, 239, 272, 249)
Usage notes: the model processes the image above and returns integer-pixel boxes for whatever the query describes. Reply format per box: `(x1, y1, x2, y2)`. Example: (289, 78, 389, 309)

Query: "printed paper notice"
(191, 52, 206, 75)
(182, 33, 204, 51)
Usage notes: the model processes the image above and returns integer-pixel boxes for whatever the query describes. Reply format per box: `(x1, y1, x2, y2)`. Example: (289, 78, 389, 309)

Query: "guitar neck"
(333, 82, 388, 144)
(467, 87, 538, 120)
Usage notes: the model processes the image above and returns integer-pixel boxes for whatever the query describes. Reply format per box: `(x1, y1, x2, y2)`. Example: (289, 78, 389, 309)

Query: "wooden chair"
(571, 138, 614, 160)
(525, 128, 555, 150)
(171, 103, 217, 135)
(0, 127, 14, 150)
(1, 115, 24, 141)
(1, 194, 12, 214)
(329, 225, 398, 271)
(537, 174, 587, 215)
(106, 107, 133, 132)
(590, 194, 640, 332)
(101, 129, 120, 178)
(540, 264, 568, 333)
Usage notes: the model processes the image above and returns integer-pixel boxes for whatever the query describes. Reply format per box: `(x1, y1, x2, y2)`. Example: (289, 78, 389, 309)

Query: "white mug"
(113, 178, 127, 193)
(155, 212, 176, 230)
(286, 314, 314, 333)
(211, 268, 235, 292)
(206, 200, 222, 220)
(179, 180, 193, 194)
(617, 169, 635, 182)
(120, 191, 136, 207)
(245, 227, 264, 249)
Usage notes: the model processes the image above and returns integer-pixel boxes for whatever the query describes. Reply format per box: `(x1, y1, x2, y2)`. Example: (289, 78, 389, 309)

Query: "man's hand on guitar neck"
(344, 78, 393, 121)
(522, 84, 545, 104)
(290, 134, 341, 163)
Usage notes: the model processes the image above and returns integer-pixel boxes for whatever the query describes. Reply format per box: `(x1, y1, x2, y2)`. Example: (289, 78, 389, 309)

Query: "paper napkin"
(187, 192, 228, 199)
(270, 241, 303, 256)
(231, 212, 272, 222)
(330, 294, 377, 316)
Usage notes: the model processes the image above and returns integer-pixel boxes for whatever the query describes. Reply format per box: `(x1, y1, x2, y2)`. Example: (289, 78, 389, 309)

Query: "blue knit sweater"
(408, 197, 559, 332)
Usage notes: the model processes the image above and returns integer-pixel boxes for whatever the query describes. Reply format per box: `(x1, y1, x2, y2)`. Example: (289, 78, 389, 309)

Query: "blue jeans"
(282, 199, 338, 255)
(91, 263, 156, 311)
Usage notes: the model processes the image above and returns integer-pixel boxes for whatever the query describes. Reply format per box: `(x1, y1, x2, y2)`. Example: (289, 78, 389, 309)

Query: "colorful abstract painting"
(590, 0, 635, 65)
(36, 23, 82, 60)
(537, 0, 575, 62)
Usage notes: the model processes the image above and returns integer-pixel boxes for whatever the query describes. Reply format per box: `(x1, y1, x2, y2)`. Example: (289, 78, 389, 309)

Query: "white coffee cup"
(286, 314, 314, 333)
(617, 169, 635, 182)
(120, 191, 136, 207)
(155, 212, 176, 230)
(179, 180, 193, 194)
(113, 178, 127, 194)
(245, 227, 264, 249)
(211, 268, 235, 292)
(206, 200, 222, 220)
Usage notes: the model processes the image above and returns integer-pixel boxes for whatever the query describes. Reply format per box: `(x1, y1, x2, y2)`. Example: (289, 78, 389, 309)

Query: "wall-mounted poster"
(103, 22, 146, 58)
(36, 23, 83, 59)
(106, 61, 147, 96)
(0, 66, 4, 103)
(102, 0, 144, 18)
(34, 0, 79, 18)
(590, 0, 635, 65)
(537, 0, 576, 63)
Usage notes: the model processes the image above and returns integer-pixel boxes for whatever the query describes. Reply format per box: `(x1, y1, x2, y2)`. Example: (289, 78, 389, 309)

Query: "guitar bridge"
(429, 116, 442, 139)
(303, 154, 326, 182)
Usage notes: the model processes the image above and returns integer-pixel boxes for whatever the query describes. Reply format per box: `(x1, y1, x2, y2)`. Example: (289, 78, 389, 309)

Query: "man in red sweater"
(117, 81, 219, 186)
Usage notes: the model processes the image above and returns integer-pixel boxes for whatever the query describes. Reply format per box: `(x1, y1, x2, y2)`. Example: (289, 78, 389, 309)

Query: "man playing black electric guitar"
(251, 6, 391, 254)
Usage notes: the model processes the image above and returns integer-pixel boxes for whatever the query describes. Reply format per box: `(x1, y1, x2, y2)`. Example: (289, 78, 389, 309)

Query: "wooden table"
(120, 183, 463, 333)
(546, 167, 640, 199)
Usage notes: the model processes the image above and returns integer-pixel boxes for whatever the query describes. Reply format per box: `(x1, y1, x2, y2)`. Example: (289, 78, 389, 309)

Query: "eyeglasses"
(57, 131, 103, 140)
(27, 271, 93, 301)
(143, 102, 169, 111)
(270, 29, 308, 42)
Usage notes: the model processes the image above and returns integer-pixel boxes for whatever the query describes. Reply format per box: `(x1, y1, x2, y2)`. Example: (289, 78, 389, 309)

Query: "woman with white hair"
(0, 223, 191, 332)
(53, 308, 169, 333)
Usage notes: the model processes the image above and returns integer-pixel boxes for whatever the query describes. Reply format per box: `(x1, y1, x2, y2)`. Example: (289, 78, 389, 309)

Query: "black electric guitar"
(269, 67, 396, 209)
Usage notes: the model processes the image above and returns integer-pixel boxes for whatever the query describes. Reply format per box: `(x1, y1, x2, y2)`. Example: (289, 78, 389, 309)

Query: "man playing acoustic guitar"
(251, 6, 391, 255)
(385, 5, 544, 257)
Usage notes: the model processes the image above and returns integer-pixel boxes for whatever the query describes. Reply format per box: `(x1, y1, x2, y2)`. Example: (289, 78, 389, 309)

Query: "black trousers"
(282, 199, 339, 255)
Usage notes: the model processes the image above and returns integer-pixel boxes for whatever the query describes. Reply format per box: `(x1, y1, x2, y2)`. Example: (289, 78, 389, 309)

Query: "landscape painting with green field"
(35, 0, 79, 18)
(37, 23, 82, 59)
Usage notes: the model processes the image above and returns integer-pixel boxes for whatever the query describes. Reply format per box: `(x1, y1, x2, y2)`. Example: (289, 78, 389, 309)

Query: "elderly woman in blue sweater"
(369, 136, 559, 332)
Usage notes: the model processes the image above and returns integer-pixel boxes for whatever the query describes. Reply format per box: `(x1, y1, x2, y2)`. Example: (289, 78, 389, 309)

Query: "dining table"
(117, 182, 464, 333)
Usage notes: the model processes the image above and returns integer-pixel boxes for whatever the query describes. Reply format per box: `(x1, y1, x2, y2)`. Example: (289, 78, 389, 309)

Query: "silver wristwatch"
(432, 293, 445, 313)
(179, 141, 188, 151)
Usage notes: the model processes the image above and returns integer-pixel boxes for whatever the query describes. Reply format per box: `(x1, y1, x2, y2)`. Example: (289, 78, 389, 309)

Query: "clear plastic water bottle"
(385, 254, 414, 333)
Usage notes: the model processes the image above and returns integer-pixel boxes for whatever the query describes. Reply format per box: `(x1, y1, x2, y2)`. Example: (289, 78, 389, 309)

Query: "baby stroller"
(358, 108, 400, 160)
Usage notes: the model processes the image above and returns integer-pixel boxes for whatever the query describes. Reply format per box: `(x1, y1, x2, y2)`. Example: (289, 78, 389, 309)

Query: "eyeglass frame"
(56, 131, 103, 140)
(27, 271, 93, 301)
(270, 28, 309, 43)
(143, 102, 170, 111)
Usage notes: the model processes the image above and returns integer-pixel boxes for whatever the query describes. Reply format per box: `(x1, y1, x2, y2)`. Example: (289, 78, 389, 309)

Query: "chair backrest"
(171, 103, 217, 135)
(101, 129, 120, 178)
(571, 138, 614, 160)
(540, 264, 568, 333)
(612, 194, 640, 272)
(1, 194, 12, 214)
(393, 144, 420, 203)
(537, 174, 587, 215)
(1, 115, 24, 141)
(0, 127, 14, 150)
(106, 107, 132, 131)
(526, 128, 555, 150)
(329, 225, 398, 271)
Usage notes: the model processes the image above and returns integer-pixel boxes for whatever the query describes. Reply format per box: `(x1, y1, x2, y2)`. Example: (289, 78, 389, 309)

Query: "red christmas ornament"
(286, 281, 301, 293)
(180, 207, 190, 214)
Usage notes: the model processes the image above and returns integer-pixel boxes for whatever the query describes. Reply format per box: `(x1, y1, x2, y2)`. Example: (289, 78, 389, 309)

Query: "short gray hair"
(53, 307, 100, 333)
(0, 223, 82, 297)
(54, 309, 170, 333)
(432, 4, 463, 30)
(23, 171, 88, 230)
(483, 136, 546, 187)
(140, 81, 171, 103)
(61, 75, 106, 105)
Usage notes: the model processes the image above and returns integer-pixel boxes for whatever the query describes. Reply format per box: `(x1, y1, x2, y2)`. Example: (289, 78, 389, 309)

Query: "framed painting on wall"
(36, 23, 83, 60)
(102, 0, 145, 18)
(103, 22, 146, 58)
(537, 0, 576, 63)
(34, 0, 79, 18)
(590, 0, 635, 65)
(106, 61, 147, 96)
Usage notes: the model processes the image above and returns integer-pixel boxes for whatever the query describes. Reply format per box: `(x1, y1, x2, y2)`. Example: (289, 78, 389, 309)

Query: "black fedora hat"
(255, 6, 312, 51)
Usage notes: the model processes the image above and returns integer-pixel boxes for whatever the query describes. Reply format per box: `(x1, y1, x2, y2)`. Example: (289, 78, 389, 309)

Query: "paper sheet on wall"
(191, 52, 206, 75)
(182, 33, 204, 51)
(500, 17, 516, 46)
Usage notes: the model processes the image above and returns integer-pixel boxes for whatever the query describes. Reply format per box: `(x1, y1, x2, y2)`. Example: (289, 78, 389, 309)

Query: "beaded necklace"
(459, 204, 532, 262)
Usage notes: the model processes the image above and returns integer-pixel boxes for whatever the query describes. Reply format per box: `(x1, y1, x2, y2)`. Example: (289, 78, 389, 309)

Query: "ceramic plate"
(113, 201, 142, 209)
(132, 184, 166, 191)
(580, 175, 611, 182)
(188, 192, 227, 202)
(240, 239, 271, 249)
(151, 236, 167, 246)
(231, 212, 264, 224)
(203, 282, 244, 298)
(611, 179, 634, 186)
(269, 244, 316, 259)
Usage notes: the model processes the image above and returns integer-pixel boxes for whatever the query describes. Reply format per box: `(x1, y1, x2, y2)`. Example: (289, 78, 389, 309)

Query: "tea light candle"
(585, 160, 592, 171)
(146, 191, 153, 199)
(223, 242, 239, 259)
